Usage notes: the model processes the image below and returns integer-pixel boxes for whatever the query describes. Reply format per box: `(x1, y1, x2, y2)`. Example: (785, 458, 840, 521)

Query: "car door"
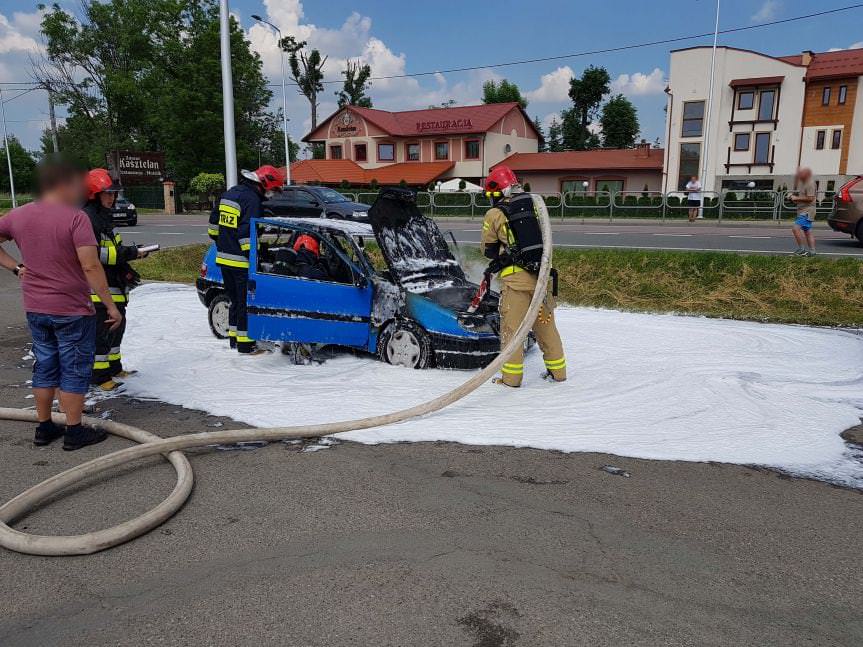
(246, 221, 373, 347)
(294, 189, 325, 218)
(264, 188, 295, 216)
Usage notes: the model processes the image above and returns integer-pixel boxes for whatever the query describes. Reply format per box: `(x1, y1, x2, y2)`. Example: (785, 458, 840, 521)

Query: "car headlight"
(352, 210, 368, 219)
(127, 203, 135, 210)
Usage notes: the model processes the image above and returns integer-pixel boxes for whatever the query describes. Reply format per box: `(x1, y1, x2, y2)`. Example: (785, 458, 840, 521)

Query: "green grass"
(136, 243, 863, 327)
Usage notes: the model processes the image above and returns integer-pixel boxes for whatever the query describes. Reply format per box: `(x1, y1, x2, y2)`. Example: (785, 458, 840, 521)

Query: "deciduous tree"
(482, 79, 528, 109)
(336, 60, 372, 108)
(600, 94, 640, 149)
(285, 36, 327, 130)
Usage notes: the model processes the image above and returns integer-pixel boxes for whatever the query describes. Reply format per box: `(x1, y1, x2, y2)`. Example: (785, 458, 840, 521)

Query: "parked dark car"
(827, 176, 863, 244)
(263, 186, 371, 222)
(111, 196, 138, 226)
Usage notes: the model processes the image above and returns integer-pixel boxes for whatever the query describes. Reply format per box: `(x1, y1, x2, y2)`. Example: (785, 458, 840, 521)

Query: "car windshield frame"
(317, 188, 351, 204)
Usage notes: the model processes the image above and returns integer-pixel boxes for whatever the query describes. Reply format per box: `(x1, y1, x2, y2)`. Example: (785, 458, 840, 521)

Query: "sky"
(1, 0, 862, 155)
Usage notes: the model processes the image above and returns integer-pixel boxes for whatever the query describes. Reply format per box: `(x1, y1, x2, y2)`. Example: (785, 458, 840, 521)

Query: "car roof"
(257, 216, 373, 237)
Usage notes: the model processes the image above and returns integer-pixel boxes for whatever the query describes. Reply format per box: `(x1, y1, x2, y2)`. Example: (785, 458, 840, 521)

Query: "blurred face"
(797, 168, 812, 183)
(99, 192, 117, 208)
(691, 176, 698, 182)
(52, 174, 86, 206)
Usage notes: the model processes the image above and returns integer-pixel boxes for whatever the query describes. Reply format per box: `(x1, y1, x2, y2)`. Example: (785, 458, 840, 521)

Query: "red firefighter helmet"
(86, 168, 121, 200)
(241, 165, 286, 192)
(293, 234, 320, 257)
(484, 166, 519, 197)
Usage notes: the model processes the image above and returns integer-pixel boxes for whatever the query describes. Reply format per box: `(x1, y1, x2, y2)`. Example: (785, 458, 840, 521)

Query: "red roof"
(287, 160, 453, 186)
(306, 102, 540, 141)
(778, 48, 863, 80)
(496, 149, 664, 173)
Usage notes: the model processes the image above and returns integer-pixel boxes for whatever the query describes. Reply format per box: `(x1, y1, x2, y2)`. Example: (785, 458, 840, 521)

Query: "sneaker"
(113, 370, 137, 378)
(793, 248, 806, 256)
(94, 379, 123, 392)
(33, 420, 64, 446)
(801, 249, 815, 257)
(63, 424, 108, 451)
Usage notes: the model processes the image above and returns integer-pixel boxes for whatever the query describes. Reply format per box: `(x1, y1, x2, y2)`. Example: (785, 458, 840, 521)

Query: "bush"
(340, 179, 351, 190)
(369, 179, 379, 191)
(189, 172, 225, 208)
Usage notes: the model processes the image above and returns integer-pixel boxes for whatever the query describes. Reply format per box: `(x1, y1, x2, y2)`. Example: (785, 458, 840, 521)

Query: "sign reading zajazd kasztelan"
(106, 150, 165, 185)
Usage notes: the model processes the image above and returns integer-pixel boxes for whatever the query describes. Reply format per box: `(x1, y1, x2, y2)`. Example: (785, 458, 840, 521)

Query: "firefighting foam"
(122, 283, 863, 488)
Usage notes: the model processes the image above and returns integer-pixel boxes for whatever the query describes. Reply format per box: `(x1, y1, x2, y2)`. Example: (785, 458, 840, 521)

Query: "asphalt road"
(0, 267, 862, 646)
(127, 213, 863, 256)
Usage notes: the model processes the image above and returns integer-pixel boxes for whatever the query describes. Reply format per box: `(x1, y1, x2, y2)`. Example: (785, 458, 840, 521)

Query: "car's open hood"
(368, 188, 466, 288)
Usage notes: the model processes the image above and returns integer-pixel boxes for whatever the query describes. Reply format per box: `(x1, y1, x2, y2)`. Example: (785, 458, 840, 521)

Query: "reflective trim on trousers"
(544, 358, 566, 370)
(501, 362, 524, 375)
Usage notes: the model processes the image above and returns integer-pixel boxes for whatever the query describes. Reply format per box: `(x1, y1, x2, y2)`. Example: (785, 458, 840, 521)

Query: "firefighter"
(83, 169, 147, 391)
(209, 165, 285, 353)
(481, 166, 566, 387)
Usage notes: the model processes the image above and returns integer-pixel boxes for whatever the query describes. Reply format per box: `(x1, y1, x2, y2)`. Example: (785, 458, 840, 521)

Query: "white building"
(663, 46, 863, 194)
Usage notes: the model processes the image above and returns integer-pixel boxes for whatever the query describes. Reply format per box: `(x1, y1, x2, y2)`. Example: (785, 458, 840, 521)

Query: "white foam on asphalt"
(122, 284, 863, 487)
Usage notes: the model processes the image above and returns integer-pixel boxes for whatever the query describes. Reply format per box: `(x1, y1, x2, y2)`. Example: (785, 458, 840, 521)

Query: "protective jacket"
(83, 201, 139, 304)
(208, 181, 263, 269)
(481, 192, 544, 286)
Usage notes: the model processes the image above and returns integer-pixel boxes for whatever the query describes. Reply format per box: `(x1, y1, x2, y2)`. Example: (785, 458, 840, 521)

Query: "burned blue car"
(196, 188, 523, 369)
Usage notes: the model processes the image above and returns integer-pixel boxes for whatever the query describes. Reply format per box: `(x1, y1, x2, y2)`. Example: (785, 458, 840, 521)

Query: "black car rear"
(111, 196, 138, 226)
(263, 186, 371, 222)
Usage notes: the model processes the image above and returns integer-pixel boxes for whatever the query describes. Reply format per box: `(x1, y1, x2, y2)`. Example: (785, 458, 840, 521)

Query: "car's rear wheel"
(855, 220, 863, 247)
(378, 321, 433, 369)
(208, 293, 231, 339)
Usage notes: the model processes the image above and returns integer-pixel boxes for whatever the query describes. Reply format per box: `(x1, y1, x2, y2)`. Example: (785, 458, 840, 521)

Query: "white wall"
(800, 126, 843, 175)
(665, 47, 806, 192)
(847, 77, 863, 175)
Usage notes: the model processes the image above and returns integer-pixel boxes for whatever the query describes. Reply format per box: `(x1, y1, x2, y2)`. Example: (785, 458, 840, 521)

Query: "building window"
(754, 132, 771, 164)
(329, 145, 343, 160)
(733, 133, 750, 151)
(838, 85, 847, 105)
(677, 143, 701, 190)
(434, 141, 449, 160)
(815, 130, 826, 150)
(832, 129, 842, 150)
(464, 139, 480, 160)
(405, 142, 420, 161)
(354, 143, 367, 162)
(596, 179, 624, 195)
(681, 101, 705, 137)
(561, 179, 590, 194)
(822, 86, 831, 106)
(377, 142, 395, 162)
(737, 91, 755, 110)
(758, 90, 776, 121)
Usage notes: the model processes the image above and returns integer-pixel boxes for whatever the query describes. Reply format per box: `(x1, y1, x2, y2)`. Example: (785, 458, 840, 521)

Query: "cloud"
(610, 68, 666, 96)
(0, 11, 42, 54)
(751, 0, 781, 23)
(525, 66, 573, 104)
(828, 41, 863, 52)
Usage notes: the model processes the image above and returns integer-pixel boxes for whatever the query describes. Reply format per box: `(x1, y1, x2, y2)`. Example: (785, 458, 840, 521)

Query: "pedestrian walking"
(790, 167, 818, 256)
(0, 159, 123, 450)
(685, 176, 702, 222)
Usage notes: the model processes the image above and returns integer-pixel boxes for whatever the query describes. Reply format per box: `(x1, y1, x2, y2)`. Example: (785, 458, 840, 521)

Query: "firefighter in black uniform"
(84, 169, 148, 391)
(208, 165, 285, 353)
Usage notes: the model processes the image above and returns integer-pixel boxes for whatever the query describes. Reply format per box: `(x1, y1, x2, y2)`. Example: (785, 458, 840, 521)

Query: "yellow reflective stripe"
(91, 293, 127, 303)
(215, 257, 250, 269)
(501, 363, 524, 375)
(499, 266, 523, 277)
(544, 358, 566, 369)
(93, 361, 111, 369)
(108, 245, 117, 265)
(207, 227, 219, 236)
(227, 330, 237, 337)
(108, 353, 121, 361)
(482, 222, 490, 231)
(236, 336, 254, 343)
(219, 203, 241, 216)
(240, 243, 251, 251)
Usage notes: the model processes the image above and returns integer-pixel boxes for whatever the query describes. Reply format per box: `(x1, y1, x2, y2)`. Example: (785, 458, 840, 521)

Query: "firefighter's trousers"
(221, 266, 255, 353)
(92, 302, 127, 385)
(499, 281, 566, 387)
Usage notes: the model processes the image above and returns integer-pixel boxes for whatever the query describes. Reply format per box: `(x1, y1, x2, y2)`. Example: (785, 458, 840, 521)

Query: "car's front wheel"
(377, 321, 433, 369)
(208, 293, 231, 339)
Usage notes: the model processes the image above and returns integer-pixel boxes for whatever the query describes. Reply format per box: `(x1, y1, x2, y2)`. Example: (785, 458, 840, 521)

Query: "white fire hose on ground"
(0, 196, 552, 556)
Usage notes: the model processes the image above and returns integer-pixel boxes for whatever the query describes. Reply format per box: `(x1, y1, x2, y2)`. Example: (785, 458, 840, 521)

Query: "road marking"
(155, 232, 185, 235)
(580, 232, 620, 236)
(728, 235, 771, 239)
(653, 233, 693, 237)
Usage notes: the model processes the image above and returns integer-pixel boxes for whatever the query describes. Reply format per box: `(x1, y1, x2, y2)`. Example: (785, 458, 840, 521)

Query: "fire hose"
(0, 195, 552, 556)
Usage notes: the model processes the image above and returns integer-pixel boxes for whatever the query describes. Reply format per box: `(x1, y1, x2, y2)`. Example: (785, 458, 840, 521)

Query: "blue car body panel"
(196, 209, 503, 369)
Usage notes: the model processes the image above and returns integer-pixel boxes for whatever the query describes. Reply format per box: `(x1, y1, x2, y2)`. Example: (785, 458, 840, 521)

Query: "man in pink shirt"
(0, 159, 123, 450)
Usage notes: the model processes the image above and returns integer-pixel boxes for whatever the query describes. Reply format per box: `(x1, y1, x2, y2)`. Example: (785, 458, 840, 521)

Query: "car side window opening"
(296, 190, 319, 207)
(255, 223, 353, 285)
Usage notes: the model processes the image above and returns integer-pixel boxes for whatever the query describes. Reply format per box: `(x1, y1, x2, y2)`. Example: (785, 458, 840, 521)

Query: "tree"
(190, 172, 225, 207)
(336, 60, 372, 108)
(533, 116, 547, 152)
(35, 0, 281, 188)
(564, 66, 610, 150)
(546, 118, 564, 152)
(482, 79, 528, 109)
(285, 36, 327, 130)
(600, 94, 640, 149)
(0, 137, 38, 194)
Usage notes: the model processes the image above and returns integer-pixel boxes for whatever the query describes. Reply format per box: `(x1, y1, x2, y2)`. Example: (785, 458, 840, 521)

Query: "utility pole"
(0, 87, 16, 209)
(700, 0, 720, 213)
(47, 89, 60, 154)
(219, 0, 238, 187)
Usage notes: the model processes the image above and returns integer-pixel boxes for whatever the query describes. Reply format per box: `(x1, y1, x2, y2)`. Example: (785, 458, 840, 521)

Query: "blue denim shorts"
(795, 214, 813, 232)
(26, 313, 97, 394)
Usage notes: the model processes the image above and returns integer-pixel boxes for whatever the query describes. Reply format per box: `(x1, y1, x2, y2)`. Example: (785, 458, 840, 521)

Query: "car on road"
(196, 188, 525, 370)
(111, 196, 138, 226)
(263, 186, 371, 222)
(827, 176, 863, 244)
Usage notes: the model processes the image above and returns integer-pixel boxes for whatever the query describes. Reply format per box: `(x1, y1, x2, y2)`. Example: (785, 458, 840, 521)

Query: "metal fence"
(331, 188, 838, 223)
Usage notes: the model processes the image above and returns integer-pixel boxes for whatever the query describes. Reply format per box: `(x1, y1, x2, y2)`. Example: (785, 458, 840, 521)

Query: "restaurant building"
(293, 102, 541, 187)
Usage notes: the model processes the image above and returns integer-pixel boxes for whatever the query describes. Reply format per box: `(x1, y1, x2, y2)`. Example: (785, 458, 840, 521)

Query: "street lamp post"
(219, 0, 238, 188)
(252, 14, 292, 186)
(700, 0, 721, 217)
(0, 87, 17, 209)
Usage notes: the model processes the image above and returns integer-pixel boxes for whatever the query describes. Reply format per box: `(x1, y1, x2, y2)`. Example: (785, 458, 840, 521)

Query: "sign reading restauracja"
(106, 150, 166, 185)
